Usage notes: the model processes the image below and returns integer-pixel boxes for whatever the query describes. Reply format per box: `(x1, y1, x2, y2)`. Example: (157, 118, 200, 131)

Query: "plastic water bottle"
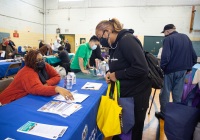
(63, 76, 67, 88)
(66, 74, 73, 89)
(68, 72, 76, 85)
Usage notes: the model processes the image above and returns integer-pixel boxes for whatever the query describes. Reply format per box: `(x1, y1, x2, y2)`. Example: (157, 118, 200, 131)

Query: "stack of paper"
(81, 82, 102, 90)
(38, 101, 82, 118)
(17, 121, 68, 139)
(53, 93, 89, 103)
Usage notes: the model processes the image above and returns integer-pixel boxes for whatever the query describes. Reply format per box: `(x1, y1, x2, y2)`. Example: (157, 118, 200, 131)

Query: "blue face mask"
(91, 45, 97, 50)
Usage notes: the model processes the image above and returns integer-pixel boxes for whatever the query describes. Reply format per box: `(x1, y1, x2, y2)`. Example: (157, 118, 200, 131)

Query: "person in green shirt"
(70, 35, 99, 74)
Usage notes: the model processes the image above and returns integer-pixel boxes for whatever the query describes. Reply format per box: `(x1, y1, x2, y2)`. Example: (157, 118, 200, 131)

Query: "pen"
(85, 86, 94, 88)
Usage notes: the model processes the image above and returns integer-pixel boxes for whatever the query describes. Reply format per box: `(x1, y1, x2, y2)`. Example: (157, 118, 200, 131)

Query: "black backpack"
(144, 51, 164, 89)
(131, 35, 164, 89)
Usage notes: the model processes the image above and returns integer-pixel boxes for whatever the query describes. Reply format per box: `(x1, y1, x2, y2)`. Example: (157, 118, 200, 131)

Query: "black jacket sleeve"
(115, 35, 149, 80)
(95, 46, 104, 61)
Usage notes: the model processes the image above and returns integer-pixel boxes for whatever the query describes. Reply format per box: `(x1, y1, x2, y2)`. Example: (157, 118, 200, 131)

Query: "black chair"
(4, 62, 22, 78)
(0, 78, 13, 93)
(148, 88, 157, 114)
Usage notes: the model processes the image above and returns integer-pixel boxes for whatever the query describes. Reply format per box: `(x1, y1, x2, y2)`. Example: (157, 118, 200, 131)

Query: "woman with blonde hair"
(95, 18, 152, 140)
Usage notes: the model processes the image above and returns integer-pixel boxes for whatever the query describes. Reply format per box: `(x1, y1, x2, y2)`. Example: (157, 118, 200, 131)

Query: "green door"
(143, 36, 164, 56)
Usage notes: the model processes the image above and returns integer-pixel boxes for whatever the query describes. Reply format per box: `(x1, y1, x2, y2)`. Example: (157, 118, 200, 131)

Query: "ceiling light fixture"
(59, 0, 84, 2)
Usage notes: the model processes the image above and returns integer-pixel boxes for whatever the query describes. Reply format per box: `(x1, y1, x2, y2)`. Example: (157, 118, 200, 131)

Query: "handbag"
(97, 83, 122, 137)
(54, 65, 66, 77)
(164, 103, 200, 140)
(182, 71, 195, 101)
(182, 84, 200, 107)
(116, 80, 135, 134)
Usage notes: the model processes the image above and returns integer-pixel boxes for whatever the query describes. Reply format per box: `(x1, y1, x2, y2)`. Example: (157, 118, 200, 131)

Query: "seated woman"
(39, 44, 53, 56)
(55, 46, 71, 75)
(0, 50, 73, 105)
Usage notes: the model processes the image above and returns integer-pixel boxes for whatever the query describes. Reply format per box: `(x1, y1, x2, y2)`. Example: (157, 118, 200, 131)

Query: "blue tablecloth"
(0, 62, 20, 78)
(0, 78, 107, 140)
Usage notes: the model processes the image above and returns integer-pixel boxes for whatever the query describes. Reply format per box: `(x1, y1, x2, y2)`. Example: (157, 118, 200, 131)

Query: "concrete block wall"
(0, 0, 44, 47)
(45, 6, 200, 37)
(45, 0, 200, 43)
(0, 0, 200, 49)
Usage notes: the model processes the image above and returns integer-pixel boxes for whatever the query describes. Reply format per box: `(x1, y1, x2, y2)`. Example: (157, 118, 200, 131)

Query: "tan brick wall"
(0, 28, 43, 49)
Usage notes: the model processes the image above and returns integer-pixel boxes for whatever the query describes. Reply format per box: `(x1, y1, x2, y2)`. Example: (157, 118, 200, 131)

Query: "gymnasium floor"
(142, 89, 167, 140)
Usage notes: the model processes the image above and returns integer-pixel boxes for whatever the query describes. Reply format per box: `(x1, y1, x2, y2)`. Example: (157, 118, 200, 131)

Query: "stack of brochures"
(81, 82, 103, 90)
(53, 93, 89, 103)
(17, 121, 68, 139)
(38, 101, 82, 118)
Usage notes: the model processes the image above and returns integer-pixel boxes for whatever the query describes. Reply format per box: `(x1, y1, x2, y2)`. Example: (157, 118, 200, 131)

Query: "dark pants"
(131, 109, 147, 140)
(60, 63, 70, 75)
(71, 69, 81, 73)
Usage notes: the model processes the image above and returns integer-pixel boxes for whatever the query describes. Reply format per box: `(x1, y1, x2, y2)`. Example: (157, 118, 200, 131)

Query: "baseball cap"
(161, 24, 176, 33)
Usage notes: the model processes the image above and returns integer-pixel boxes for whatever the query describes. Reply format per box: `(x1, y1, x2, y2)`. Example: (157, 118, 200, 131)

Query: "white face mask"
(91, 45, 97, 50)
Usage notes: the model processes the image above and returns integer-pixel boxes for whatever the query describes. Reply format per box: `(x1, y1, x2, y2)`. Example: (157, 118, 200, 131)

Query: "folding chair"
(0, 78, 13, 93)
(148, 88, 157, 114)
(4, 62, 22, 78)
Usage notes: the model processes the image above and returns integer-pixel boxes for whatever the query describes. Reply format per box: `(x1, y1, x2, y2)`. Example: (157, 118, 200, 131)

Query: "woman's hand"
(109, 72, 117, 82)
(55, 86, 74, 100)
(105, 72, 111, 84)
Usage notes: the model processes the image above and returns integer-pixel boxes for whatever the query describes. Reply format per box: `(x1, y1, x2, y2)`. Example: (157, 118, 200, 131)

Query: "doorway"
(60, 34, 75, 53)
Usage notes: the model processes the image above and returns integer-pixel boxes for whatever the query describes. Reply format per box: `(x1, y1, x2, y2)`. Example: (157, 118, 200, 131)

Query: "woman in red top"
(0, 50, 73, 105)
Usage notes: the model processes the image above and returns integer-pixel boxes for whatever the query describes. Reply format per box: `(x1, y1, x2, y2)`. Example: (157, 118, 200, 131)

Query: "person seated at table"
(0, 38, 15, 59)
(8, 36, 17, 57)
(70, 35, 99, 74)
(89, 45, 105, 67)
(0, 50, 74, 105)
(55, 46, 71, 75)
(39, 44, 53, 56)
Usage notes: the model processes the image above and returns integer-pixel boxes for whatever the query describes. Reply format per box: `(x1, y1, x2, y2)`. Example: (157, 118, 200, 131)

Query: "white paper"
(60, 104, 82, 117)
(17, 121, 68, 140)
(0, 51, 5, 57)
(4, 138, 15, 140)
(38, 101, 82, 118)
(81, 82, 103, 90)
(53, 93, 89, 103)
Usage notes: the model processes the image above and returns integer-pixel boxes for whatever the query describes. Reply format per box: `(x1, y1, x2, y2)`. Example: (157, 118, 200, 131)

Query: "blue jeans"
(159, 70, 187, 114)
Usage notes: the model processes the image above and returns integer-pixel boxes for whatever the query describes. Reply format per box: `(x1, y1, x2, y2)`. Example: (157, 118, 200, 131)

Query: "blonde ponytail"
(96, 18, 123, 33)
(110, 18, 123, 33)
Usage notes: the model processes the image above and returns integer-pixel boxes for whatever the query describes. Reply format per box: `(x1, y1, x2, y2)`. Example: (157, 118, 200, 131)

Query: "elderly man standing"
(52, 37, 61, 54)
(0, 38, 14, 59)
(65, 39, 71, 53)
(155, 24, 197, 120)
